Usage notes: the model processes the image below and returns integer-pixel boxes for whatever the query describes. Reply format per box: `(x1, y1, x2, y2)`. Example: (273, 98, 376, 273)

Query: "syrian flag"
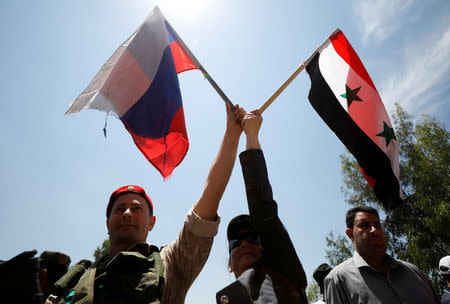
(305, 29, 404, 210)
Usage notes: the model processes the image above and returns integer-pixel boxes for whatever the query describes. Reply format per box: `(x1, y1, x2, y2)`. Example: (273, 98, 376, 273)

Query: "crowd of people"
(0, 105, 447, 303)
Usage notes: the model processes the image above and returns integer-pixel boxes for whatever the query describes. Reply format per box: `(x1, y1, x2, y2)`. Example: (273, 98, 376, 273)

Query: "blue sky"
(0, 0, 449, 302)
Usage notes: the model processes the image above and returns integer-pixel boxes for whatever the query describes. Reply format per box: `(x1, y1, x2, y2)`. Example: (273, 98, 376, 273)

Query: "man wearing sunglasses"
(216, 110, 308, 304)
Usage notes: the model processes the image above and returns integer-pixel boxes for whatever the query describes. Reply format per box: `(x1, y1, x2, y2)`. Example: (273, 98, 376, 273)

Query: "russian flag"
(66, 7, 199, 178)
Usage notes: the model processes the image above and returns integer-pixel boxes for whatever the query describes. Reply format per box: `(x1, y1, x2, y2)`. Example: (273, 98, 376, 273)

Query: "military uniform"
(47, 207, 219, 304)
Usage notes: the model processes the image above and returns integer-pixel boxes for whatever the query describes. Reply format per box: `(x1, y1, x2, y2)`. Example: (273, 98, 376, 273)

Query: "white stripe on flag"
(318, 41, 400, 180)
(318, 39, 350, 113)
(66, 7, 170, 116)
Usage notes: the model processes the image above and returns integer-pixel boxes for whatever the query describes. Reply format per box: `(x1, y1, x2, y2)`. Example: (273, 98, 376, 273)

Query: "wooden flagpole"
(258, 28, 341, 114)
(197, 66, 234, 107)
(258, 63, 306, 113)
(165, 18, 234, 107)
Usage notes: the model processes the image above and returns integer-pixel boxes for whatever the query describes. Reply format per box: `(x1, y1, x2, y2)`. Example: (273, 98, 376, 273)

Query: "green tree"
(306, 280, 321, 303)
(93, 239, 110, 260)
(328, 104, 449, 295)
(325, 232, 352, 266)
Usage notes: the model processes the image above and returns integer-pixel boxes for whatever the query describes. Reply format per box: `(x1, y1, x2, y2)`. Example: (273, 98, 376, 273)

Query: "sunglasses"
(229, 232, 259, 252)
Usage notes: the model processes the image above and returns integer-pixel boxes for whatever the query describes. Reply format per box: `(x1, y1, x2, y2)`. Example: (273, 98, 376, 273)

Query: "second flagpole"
(258, 28, 341, 114)
(165, 18, 234, 107)
(258, 63, 306, 113)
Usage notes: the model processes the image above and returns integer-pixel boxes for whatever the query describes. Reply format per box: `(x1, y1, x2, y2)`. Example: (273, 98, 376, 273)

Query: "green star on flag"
(305, 29, 404, 210)
(340, 84, 363, 108)
(376, 121, 396, 147)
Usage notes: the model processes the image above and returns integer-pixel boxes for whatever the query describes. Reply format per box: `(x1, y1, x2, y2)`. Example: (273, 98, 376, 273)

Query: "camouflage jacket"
(47, 208, 220, 304)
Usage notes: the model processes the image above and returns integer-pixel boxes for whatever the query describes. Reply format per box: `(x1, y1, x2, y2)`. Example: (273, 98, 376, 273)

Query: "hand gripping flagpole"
(165, 20, 234, 108)
(258, 29, 341, 113)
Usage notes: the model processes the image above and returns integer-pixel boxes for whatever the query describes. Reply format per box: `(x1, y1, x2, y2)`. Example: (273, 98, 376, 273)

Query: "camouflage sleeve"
(160, 207, 220, 304)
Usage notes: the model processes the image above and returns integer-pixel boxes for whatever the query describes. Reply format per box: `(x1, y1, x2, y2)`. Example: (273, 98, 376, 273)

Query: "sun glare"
(157, 0, 211, 21)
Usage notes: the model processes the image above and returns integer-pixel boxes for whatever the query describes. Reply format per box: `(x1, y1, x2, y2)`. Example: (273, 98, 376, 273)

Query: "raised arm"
(241, 109, 262, 150)
(240, 110, 308, 301)
(193, 103, 245, 220)
(161, 104, 245, 303)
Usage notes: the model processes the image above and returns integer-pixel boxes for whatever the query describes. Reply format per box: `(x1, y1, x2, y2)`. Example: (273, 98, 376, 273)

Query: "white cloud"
(355, 0, 413, 44)
(381, 25, 450, 114)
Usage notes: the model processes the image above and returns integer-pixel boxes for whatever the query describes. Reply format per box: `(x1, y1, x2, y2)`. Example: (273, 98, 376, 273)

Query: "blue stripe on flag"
(165, 21, 177, 43)
(121, 46, 182, 138)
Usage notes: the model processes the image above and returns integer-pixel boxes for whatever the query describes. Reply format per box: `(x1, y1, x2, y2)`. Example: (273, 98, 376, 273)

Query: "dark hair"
(346, 206, 380, 228)
(313, 263, 333, 294)
(39, 261, 69, 286)
(444, 274, 450, 283)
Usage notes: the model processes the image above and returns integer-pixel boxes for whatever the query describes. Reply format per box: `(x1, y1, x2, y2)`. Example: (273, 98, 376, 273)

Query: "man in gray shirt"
(324, 206, 439, 304)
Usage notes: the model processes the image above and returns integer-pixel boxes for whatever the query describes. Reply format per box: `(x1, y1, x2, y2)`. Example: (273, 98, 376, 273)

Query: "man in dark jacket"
(216, 109, 308, 304)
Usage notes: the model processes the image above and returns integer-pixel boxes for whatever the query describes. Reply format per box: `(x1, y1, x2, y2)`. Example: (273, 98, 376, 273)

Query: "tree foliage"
(306, 280, 321, 303)
(93, 239, 110, 260)
(328, 104, 449, 294)
(325, 232, 352, 267)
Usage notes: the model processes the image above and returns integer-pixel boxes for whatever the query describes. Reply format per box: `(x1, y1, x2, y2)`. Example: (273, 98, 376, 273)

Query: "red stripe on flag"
(170, 41, 198, 74)
(360, 166, 376, 188)
(123, 106, 189, 179)
(330, 31, 377, 93)
(167, 104, 188, 138)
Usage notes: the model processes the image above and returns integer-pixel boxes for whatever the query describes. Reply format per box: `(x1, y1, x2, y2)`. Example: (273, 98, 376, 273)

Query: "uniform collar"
(96, 242, 158, 267)
(126, 242, 152, 256)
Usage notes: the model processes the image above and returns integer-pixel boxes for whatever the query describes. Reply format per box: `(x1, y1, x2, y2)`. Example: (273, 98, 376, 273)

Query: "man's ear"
(345, 228, 354, 241)
(228, 258, 233, 273)
(106, 218, 110, 234)
(39, 268, 49, 294)
(148, 215, 156, 231)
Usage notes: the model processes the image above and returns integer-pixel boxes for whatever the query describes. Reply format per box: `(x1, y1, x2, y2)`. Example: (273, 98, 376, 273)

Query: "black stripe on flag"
(306, 53, 403, 210)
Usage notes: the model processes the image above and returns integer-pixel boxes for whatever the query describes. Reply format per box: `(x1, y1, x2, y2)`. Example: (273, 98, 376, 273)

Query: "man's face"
(346, 211, 386, 257)
(107, 193, 155, 246)
(229, 230, 263, 277)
